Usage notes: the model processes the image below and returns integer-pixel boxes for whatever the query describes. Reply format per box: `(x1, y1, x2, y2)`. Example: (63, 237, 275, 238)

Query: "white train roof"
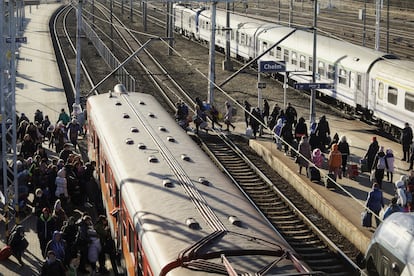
(203, 8, 395, 72)
(88, 92, 304, 275)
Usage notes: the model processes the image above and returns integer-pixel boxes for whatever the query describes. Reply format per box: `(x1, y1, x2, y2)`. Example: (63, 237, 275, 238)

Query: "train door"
(367, 76, 377, 112)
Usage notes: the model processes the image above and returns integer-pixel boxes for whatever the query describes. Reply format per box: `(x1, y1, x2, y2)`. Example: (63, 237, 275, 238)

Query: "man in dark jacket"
(401, 122, 413, 162)
(41, 250, 66, 276)
(37, 208, 56, 258)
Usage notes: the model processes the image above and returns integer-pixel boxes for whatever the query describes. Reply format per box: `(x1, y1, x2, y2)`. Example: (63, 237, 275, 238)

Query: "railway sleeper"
(276, 223, 308, 230)
(284, 233, 317, 239)
(280, 229, 313, 236)
(266, 214, 297, 220)
(298, 251, 337, 260)
(294, 245, 327, 252)
(288, 239, 322, 246)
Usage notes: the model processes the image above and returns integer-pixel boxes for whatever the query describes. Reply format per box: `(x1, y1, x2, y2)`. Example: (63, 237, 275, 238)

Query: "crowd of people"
(1, 109, 113, 275)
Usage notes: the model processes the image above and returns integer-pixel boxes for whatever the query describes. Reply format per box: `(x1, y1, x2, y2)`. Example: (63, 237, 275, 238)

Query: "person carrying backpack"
(372, 146, 388, 190)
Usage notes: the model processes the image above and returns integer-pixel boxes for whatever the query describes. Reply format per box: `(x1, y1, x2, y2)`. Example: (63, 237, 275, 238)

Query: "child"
(312, 148, 324, 168)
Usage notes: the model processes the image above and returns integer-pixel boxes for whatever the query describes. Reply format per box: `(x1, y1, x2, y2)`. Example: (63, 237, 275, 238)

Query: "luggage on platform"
(0, 246, 12, 261)
(325, 173, 337, 189)
(245, 127, 253, 138)
(308, 166, 321, 182)
(360, 158, 370, 173)
(347, 164, 359, 179)
(361, 211, 372, 227)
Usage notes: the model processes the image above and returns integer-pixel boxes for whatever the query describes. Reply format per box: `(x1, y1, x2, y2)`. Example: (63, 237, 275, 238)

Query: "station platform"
(0, 3, 105, 275)
(15, 3, 67, 124)
(231, 113, 408, 255)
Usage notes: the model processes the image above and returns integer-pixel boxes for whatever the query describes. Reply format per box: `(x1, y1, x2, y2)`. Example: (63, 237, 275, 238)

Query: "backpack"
(377, 156, 386, 170)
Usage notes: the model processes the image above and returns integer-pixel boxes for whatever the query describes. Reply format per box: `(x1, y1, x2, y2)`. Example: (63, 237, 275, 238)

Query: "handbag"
(362, 210, 372, 227)
(370, 169, 376, 182)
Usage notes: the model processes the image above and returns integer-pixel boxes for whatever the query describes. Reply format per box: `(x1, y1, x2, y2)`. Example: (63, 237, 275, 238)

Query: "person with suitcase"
(338, 135, 350, 178)
(7, 225, 28, 266)
(365, 182, 385, 228)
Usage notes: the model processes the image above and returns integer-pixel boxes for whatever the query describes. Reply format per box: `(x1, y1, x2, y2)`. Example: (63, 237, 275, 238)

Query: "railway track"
(53, 2, 367, 274)
(197, 134, 361, 275)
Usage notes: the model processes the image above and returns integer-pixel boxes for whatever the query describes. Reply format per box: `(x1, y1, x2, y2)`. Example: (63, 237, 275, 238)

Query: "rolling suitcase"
(347, 164, 359, 179)
(325, 173, 337, 189)
(362, 211, 372, 227)
(0, 246, 12, 261)
(308, 166, 321, 182)
(360, 158, 370, 173)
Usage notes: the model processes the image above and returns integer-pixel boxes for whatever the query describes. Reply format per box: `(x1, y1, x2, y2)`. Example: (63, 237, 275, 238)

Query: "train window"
(318, 61, 325, 77)
(291, 51, 297, 65)
(356, 74, 362, 91)
(240, 33, 246, 45)
(405, 93, 414, 112)
(269, 48, 274, 56)
(339, 69, 347, 85)
(283, 49, 289, 62)
(129, 223, 135, 253)
(104, 161, 109, 184)
(276, 46, 281, 59)
(378, 82, 384, 100)
(327, 65, 335, 80)
(236, 31, 239, 42)
(262, 41, 268, 52)
(231, 29, 235, 40)
(206, 21, 210, 31)
(299, 55, 306, 69)
(387, 86, 398, 105)
(308, 57, 313, 72)
(115, 186, 120, 207)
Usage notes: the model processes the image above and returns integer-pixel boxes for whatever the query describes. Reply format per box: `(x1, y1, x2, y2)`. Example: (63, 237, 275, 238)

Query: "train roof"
(370, 59, 414, 89)
(87, 92, 308, 275)
(369, 212, 414, 265)
(206, 9, 396, 72)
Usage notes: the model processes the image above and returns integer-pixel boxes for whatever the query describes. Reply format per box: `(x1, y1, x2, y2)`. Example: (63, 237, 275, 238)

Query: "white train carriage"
(365, 212, 414, 275)
(369, 59, 414, 132)
(175, 5, 414, 137)
(257, 28, 396, 110)
(173, 4, 203, 39)
(87, 86, 312, 275)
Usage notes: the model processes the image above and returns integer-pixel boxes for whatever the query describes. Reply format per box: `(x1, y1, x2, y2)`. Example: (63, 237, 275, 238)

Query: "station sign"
(294, 82, 334, 90)
(257, 82, 266, 89)
(6, 37, 27, 43)
(259, 60, 286, 73)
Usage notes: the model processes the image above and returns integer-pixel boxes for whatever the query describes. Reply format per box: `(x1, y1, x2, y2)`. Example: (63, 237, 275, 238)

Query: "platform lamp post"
(310, 0, 318, 126)
(74, 0, 83, 122)
(207, 1, 217, 105)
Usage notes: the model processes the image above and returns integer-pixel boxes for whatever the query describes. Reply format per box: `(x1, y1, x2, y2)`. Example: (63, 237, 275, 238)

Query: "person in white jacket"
(55, 167, 68, 201)
(395, 176, 408, 209)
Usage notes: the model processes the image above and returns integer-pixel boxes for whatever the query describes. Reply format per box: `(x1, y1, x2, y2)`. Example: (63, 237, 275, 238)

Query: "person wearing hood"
(328, 143, 342, 180)
(312, 148, 324, 168)
(337, 135, 350, 178)
(45, 231, 67, 263)
(364, 136, 380, 172)
(297, 136, 312, 175)
(365, 182, 384, 228)
(395, 176, 408, 209)
(272, 118, 284, 150)
(294, 117, 308, 141)
(372, 146, 388, 189)
(383, 197, 404, 220)
(53, 199, 68, 231)
(385, 148, 395, 183)
(8, 225, 28, 266)
(55, 167, 68, 203)
(37, 208, 56, 258)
